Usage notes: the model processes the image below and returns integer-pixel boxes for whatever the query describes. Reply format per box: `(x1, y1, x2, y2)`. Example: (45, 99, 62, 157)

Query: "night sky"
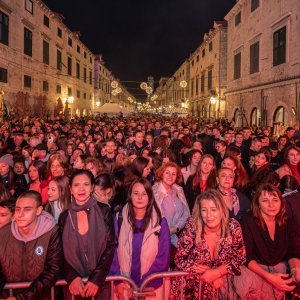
(43, 0, 236, 97)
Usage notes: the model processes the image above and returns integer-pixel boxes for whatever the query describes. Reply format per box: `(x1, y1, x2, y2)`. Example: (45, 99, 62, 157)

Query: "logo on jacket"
(35, 246, 44, 256)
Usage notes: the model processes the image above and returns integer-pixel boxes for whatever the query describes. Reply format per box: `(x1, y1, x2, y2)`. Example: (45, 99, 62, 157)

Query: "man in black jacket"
(0, 191, 62, 300)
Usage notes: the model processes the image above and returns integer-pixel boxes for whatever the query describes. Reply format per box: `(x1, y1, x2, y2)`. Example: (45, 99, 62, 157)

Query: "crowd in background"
(0, 114, 299, 299)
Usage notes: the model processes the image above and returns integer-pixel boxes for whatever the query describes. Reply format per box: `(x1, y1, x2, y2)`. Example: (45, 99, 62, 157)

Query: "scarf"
(117, 204, 160, 278)
(63, 196, 107, 277)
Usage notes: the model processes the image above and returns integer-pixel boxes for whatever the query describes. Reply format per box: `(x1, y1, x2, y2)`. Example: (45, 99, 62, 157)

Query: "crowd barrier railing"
(3, 271, 206, 300)
(2, 275, 138, 300)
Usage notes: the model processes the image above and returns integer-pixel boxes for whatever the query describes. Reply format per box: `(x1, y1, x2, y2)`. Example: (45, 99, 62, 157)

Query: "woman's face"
(28, 165, 39, 181)
(221, 158, 236, 171)
(93, 186, 113, 203)
(191, 152, 202, 167)
(78, 143, 86, 152)
(14, 162, 25, 175)
(0, 163, 10, 176)
(48, 181, 59, 202)
(22, 149, 30, 158)
(258, 191, 281, 220)
(50, 159, 64, 178)
(162, 166, 177, 187)
(116, 133, 123, 140)
(70, 174, 93, 205)
(89, 143, 95, 152)
(74, 156, 84, 170)
(85, 163, 97, 177)
(254, 153, 267, 168)
(216, 143, 226, 153)
(131, 183, 149, 211)
(217, 169, 234, 190)
(66, 145, 73, 155)
(129, 154, 137, 162)
(200, 157, 214, 175)
(142, 161, 152, 178)
(201, 199, 222, 230)
(288, 149, 300, 166)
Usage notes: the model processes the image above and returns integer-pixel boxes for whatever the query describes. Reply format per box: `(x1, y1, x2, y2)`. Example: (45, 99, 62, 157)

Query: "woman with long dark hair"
(276, 145, 300, 184)
(110, 178, 170, 299)
(184, 154, 217, 212)
(59, 169, 114, 300)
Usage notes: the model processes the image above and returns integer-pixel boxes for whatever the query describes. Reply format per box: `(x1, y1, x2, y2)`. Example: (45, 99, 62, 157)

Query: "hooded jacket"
(0, 212, 62, 300)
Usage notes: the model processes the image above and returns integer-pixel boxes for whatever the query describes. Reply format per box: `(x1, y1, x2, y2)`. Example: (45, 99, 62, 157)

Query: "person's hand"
(192, 264, 210, 274)
(169, 226, 177, 234)
(200, 269, 221, 284)
(69, 276, 84, 296)
(116, 283, 133, 300)
(213, 277, 224, 289)
(83, 281, 99, 298)
(266, 273, 295, 291)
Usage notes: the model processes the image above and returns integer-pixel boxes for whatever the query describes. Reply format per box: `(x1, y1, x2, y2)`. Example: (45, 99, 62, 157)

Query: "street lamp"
(210, 96, 217, 105)
(64, 96, 74, 121)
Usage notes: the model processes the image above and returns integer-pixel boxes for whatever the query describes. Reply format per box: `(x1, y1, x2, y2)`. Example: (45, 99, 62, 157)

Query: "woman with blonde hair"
(172, 189, 246, 299)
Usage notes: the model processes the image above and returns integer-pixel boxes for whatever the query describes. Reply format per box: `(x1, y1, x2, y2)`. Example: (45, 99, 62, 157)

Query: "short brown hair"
(155, 161, 182, 184)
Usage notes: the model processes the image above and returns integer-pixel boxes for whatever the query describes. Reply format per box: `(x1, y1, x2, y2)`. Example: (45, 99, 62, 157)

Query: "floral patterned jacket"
(171, 217, 246, 300)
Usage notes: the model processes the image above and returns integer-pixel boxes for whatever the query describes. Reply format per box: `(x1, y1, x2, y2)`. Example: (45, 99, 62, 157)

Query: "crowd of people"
(0, 114, 299, 299)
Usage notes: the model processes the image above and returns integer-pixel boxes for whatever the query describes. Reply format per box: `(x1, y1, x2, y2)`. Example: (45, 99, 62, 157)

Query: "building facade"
(155, 21, 228, 118)
(0, 0, 135, 118)
(225, 0, 300, 129)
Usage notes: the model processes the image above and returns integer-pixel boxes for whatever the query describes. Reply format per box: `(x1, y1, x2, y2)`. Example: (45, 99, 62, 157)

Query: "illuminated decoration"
(146, 87, 153, 95)
(111, 81, 118, 89)
(140, 82, 148, 90)
(96, 101, 100, 107)
(116, 87, 122, 94)
(111, 89, 118, 96)
(150, 94, 158, 101)
(180, 80, 188, 88)
(210, 97, 217, 105)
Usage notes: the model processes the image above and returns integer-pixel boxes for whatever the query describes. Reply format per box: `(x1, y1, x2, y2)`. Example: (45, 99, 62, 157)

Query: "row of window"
(0, 9, 92, 64)
(190, 69, 213, 97)
(190, 42, 213, 67)
(0, 68, 91, 99)
(235, 0, 260, 27)
(233, 26, 286, 79)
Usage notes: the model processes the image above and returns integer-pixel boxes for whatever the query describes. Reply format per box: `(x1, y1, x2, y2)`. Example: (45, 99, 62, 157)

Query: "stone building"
(225, 0, 300, 129)
(155, 21, 228, 118)
(0, 0, 95, 117)
(0, 0, 135, 118)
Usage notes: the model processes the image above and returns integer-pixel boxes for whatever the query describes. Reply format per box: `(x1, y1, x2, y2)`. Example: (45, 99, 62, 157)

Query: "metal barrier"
(3, 275, 138, 300)
(139, 271, 203, 300)
(3, 271, 205, 299)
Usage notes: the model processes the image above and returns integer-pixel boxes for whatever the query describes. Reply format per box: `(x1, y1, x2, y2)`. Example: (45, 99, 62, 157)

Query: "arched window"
(202, 106, 205, 117)
(250, 107, 259, 126)
(234, 108, 239, 123)
(273, 106, 286, 125)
